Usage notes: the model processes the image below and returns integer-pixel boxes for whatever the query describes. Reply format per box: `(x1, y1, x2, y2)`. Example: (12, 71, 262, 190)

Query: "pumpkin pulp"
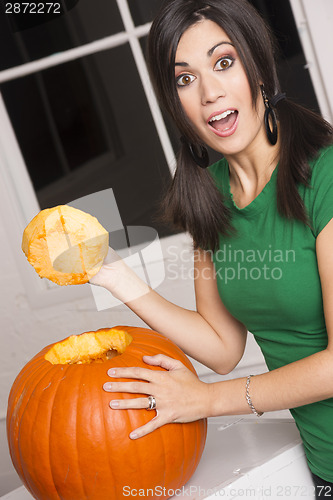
(44, 328, 133, 365)
(57, 207, 86, 275)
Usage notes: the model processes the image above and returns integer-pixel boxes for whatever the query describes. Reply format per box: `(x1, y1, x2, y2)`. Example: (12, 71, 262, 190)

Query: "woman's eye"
(215, 57, 234, 71)
(176, 74, 196, 87)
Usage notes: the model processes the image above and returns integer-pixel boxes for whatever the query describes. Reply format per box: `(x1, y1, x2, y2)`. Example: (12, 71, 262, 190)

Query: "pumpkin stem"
(44, 328, 133, 365)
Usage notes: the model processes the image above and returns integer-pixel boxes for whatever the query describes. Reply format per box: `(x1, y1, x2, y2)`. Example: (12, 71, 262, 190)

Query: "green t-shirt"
(209, 145, 333, 481)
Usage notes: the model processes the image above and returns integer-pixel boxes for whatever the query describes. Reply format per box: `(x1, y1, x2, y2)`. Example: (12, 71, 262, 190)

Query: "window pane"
(1, 44, 173, 236)
(0, 0, 124, 71)
(1, 60, 121, 191)
(129, 0, 163, 26)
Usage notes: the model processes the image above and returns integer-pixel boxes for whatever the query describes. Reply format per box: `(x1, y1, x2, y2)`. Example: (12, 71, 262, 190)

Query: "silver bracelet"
(245, 375, 264, 417)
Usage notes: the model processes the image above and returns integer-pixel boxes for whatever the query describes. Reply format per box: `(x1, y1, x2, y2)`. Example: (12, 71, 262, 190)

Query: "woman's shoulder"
(305, 144, 333, 237)
(309, 144, 333, 183)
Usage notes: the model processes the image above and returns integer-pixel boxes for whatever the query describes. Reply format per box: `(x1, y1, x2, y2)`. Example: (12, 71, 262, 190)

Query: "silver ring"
(147, 395, 157, 411)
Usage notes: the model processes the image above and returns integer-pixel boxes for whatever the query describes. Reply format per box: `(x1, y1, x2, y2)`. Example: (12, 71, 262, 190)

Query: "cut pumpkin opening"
(45, 328, 133, 365)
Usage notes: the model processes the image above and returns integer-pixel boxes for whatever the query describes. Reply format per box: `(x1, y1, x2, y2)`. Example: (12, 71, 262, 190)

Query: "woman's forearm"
(208, 348, 333, 417)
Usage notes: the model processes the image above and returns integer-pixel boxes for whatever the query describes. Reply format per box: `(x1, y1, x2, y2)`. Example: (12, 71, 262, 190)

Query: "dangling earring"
(261, 85, 278, 146)
(180, 137, 209, 169)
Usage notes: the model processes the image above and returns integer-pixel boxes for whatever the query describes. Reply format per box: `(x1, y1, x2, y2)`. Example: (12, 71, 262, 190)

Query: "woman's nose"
(200, 73, 225, 105)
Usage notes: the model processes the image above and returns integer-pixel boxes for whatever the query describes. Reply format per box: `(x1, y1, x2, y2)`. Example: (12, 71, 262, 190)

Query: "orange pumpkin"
(22, 205, 109, 285)
(7, 326, 207, 500)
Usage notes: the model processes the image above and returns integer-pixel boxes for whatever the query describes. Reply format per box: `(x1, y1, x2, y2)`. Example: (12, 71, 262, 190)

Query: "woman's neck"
(224, 139, 280, 208)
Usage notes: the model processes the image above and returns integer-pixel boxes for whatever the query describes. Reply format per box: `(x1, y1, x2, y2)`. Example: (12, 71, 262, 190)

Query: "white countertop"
(1, 414, 315, 500)
(172, 415, 315, 499)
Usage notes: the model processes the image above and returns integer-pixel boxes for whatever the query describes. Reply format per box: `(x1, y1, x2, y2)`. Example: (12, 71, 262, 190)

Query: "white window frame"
(289, 0, 333, 124)
(0, 0, 176, 308)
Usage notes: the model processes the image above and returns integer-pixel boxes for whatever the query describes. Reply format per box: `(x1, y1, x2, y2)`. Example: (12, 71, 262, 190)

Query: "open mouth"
(208, 109, 238, 133)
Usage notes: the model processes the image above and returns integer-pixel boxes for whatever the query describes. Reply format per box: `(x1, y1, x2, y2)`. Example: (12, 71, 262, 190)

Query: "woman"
(91, 0, 333, 495)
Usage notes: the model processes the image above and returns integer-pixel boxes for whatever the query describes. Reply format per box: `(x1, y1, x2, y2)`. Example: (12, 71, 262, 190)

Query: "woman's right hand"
(89, 247, 122, 287)
(89, 247, 151, 303)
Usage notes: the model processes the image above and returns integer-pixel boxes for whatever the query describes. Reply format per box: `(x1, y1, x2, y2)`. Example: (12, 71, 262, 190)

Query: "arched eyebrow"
(175, 41, 235, 67)
(208, 41, 234, 57)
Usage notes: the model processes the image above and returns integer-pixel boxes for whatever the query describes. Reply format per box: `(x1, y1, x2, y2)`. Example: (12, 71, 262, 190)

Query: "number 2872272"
(5, 3, 61, 14)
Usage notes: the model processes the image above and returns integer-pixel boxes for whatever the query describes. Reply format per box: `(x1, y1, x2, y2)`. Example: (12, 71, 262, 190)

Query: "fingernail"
(108, 369, 117, 376)
(130, 432, 138, 439)
(103, 382, 112, 391)
(110, 400, 119, 408)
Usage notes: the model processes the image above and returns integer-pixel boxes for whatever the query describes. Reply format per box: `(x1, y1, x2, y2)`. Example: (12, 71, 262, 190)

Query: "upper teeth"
(209, 110, 235, 123)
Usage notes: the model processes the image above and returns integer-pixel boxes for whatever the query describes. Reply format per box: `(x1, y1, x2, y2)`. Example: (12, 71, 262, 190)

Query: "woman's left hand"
(103, 354, 211, 439)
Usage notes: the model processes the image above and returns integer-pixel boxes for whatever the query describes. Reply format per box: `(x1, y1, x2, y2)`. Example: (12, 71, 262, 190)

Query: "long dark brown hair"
(147, 0, 333, 250)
